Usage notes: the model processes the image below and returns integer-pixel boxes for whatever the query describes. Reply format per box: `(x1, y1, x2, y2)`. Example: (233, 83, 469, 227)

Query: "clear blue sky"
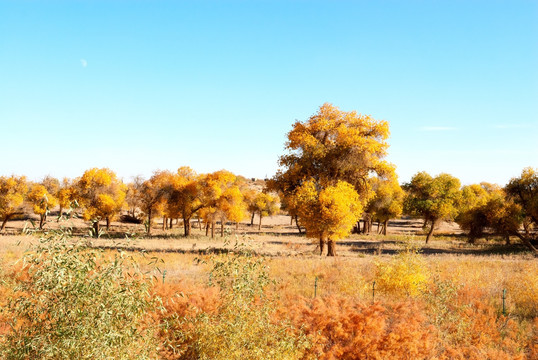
(1, 0, 537, 186)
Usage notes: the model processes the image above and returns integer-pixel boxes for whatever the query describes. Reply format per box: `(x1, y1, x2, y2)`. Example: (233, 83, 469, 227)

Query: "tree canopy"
(75, 168, 127, 236)
(271, 103, 394, 255)
(404, 172, 462, 243)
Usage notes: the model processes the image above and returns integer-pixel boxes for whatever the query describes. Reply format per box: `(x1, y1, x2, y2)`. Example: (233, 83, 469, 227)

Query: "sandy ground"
(0, 212, 530, 260)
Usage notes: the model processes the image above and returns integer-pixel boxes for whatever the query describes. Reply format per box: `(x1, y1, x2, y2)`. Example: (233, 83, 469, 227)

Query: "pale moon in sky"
(80, 59, 88, 67)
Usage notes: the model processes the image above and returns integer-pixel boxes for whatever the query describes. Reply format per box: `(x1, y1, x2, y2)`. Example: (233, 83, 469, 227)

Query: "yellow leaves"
(275, 104, 393, 236)
(76, 168, 126, 222)
(367, 177, 404, 222)
(248, 192, 279, 222)
(198, 171, 246, 225)
(0, 176, 28, 219)
(218, 186, 246, 223)
(27, 184, 57, 216)
(375, 247, 429, 298)
(295, 179, 362, 241)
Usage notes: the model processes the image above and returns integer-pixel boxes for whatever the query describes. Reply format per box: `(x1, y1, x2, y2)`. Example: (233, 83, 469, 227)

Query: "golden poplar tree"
(250, 192, 280, 231)
(75, 168, 127, 236)
(0, 176, 27, 231)
(366, 177, 405, 235)
(27, 184, 58, 229)
(295, 179, 362, 256)
(165, 167, 204, 236)
(198, 170, 245, 238)
(272, 103, 393, 255)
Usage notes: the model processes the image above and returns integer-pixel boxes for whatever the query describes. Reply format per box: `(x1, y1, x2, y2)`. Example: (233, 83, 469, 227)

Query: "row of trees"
(1, 103, 536, 256)
(0, 169, 280, 237)
(404, 170, 538, 254)
(268, 103, 537, 256)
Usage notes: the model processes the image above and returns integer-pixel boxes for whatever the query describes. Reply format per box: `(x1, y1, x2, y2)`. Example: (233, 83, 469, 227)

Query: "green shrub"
(0, 229, 159, 360)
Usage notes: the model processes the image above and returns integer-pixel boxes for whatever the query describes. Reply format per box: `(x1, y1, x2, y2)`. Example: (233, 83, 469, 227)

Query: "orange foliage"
(279, 295, 436, 360)
(152, 282, 221, 360)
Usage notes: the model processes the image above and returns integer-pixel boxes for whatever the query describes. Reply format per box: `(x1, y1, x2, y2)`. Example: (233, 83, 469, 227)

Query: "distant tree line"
(0, 103, 536, 256)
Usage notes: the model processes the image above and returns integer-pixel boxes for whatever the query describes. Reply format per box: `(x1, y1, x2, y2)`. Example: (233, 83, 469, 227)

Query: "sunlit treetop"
(275, 103, 395, 202)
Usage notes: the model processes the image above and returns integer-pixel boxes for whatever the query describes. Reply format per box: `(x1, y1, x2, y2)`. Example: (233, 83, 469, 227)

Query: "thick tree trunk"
(93, 221, 100, 238)
(198, 217, 202, 230)
(183, 217, 191, 237)
(290, 216, 293, 225)
(258, 214, 262, 231)
(221, 221, 224, 237)
(425, 219, 436, 244)
(383, 220, 388, 235)
(251, 212, 255, 226)
(376, 222, 380, 233)
(170, 218, 173, 229)
(39, 215, 45, 230)
(163, 216, 167, 231)
(319, 236, 326, 256)
(354, 220, 361, 234)
(327, 239, 336, 256)
(363, 215, 372, 234)
(211, 221, 215, 239)
(106, 217, 110, 231)
(205, 222, 209, 236)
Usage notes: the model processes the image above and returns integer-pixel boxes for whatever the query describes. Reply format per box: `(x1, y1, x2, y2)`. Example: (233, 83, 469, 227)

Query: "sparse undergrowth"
(0, 232, 537, 359)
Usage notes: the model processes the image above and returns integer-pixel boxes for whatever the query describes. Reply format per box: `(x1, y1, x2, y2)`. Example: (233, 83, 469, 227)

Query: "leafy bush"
(375, 246, 429, 297)
(0, 229, 159, 360)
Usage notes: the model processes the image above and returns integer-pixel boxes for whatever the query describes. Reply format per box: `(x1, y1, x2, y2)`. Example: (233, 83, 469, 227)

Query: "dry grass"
(1, 214, 536, 318)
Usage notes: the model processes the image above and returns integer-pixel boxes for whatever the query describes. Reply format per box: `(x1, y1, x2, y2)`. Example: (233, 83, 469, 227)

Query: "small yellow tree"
(0, 176, 28, 231)
(250, 192, 280, 231)
(27, 184, 58, 229)
(165, 167, 204, 236)
(366, 177, 405, 235)
(75, 168, 126, 236)
(198, 170, 245, 237)
(57, 178, 76, 217)
(295, 179, 363, 256)
(216, 186, 246, 235)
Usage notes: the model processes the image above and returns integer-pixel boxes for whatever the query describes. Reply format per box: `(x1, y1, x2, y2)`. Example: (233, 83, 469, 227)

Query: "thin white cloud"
(418, 126, 457, 132)
(80, 59, 88, 68)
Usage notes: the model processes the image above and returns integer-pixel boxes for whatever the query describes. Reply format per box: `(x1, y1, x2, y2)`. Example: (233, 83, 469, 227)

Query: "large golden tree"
(272, 103, 394, 255)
